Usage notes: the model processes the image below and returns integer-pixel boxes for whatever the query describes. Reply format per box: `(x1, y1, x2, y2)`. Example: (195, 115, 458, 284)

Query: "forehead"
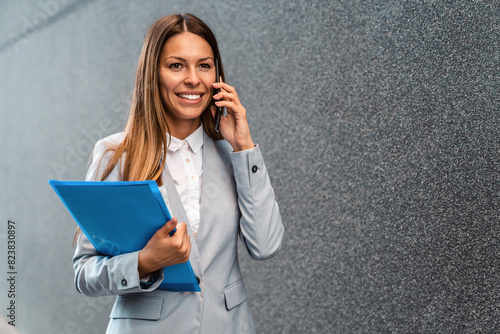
(160, 31, 213, 59)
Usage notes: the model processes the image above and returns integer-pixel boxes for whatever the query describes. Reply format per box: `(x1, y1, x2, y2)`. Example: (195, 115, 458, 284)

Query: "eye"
(169, 63, 183, 70)
(199, 63, 211, 70)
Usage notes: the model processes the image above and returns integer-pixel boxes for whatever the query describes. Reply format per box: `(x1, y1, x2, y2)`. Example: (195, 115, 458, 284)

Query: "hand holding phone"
(211, 63, 255, 151)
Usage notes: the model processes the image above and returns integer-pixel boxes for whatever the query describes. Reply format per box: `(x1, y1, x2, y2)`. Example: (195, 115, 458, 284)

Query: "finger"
(213, 81, 235, 94)
(215, 100, 245, 117)
(174, 223, 191, 257)
(214, 90, 239, 104)
(175, 222, 188, 235)
(159, 217, 178, 237)
(214, 100, 233, 113)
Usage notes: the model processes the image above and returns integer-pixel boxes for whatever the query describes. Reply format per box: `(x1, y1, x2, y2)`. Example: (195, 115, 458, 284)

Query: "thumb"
(159, 217, 178, 237)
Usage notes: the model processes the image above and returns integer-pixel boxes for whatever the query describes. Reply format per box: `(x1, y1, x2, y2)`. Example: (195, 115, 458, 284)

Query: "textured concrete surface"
(0, 0, 498, 333)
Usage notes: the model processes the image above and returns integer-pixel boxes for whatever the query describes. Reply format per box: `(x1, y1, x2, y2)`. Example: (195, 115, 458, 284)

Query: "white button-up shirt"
(163, 126, 203, 236)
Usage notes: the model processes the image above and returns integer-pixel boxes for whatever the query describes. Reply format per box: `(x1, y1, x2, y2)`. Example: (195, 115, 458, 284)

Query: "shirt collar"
(167, 125, 204, 154)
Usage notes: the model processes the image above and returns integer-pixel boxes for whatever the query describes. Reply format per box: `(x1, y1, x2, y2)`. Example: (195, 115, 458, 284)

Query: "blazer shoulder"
(213, 138, 233, 154)
(86, 132, 125, 181)
(212, 139, 234, 167)
(94, 132, 125, 152)
(91, 132, 124, 161)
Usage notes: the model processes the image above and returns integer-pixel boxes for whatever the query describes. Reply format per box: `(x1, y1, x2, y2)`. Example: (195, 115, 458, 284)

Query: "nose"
(184, 67, 201, 86)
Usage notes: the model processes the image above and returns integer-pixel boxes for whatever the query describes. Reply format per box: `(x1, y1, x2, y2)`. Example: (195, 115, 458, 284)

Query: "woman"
(73, 13, 284, 333)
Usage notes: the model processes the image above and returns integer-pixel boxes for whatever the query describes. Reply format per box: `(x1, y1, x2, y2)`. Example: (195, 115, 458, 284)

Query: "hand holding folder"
(49, 180, 200, 292)
(138, 217, 192, 278)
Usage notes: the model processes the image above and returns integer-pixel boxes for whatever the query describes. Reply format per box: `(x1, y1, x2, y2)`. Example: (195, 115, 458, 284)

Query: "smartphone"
(214, 58, 223, 132)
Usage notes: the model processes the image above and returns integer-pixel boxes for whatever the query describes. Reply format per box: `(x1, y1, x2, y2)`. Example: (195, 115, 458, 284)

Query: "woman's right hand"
(138, 217, 191, 277)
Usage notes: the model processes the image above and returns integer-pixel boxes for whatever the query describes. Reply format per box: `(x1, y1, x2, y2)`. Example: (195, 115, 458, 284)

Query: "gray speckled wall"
(0, 0, 498, 333)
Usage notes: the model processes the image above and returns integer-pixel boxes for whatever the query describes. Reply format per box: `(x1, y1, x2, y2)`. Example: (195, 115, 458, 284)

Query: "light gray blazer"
(73, 131, 284, 334)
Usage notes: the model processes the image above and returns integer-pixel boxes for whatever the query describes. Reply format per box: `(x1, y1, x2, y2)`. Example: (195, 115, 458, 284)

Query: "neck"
(166, 118, 201, 140)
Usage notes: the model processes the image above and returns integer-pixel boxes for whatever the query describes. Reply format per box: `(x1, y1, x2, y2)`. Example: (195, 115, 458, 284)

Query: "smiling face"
(158, 31, 216, 138)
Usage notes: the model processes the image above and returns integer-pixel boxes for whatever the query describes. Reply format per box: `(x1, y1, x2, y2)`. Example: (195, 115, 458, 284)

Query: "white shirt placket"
(179, 142, 201, 236)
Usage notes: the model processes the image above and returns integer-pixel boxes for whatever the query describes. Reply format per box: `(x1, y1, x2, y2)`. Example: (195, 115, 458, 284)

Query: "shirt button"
(186, 159, 191, 163)
(252, 165, 258, 173)
(121, 278, 127, 287)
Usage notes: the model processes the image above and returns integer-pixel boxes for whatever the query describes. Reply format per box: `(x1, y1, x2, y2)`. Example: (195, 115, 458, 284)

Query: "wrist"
(233, 141, 255, 152)
(138, 249, 154, 277)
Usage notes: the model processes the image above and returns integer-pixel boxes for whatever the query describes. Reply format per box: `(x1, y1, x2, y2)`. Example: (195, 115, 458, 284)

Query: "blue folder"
(49, 180, 200, 292)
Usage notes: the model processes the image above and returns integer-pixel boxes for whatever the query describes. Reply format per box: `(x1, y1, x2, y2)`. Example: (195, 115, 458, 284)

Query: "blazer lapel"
(161, 164, 203, 281)
(196, 133, 213, 246)
(196, 133, 234, 246)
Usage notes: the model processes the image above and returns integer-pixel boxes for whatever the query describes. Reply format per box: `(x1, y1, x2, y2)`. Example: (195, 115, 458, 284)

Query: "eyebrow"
(164, 56, 214, 62)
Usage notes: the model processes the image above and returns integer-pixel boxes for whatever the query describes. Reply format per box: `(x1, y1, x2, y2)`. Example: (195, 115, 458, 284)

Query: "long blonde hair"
(75, 14, 225, 243)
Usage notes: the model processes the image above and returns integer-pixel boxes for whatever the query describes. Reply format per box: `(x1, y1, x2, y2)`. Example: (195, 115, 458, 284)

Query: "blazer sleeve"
(72, 136, 164, 296)
(230, 145, 284, 260)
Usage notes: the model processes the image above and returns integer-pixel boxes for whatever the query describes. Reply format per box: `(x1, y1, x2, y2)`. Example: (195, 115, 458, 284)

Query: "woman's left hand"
(212, 81, 254, 152)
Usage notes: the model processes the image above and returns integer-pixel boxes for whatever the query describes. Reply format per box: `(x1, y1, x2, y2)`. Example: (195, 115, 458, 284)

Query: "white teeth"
(179, 94, 201, 100)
